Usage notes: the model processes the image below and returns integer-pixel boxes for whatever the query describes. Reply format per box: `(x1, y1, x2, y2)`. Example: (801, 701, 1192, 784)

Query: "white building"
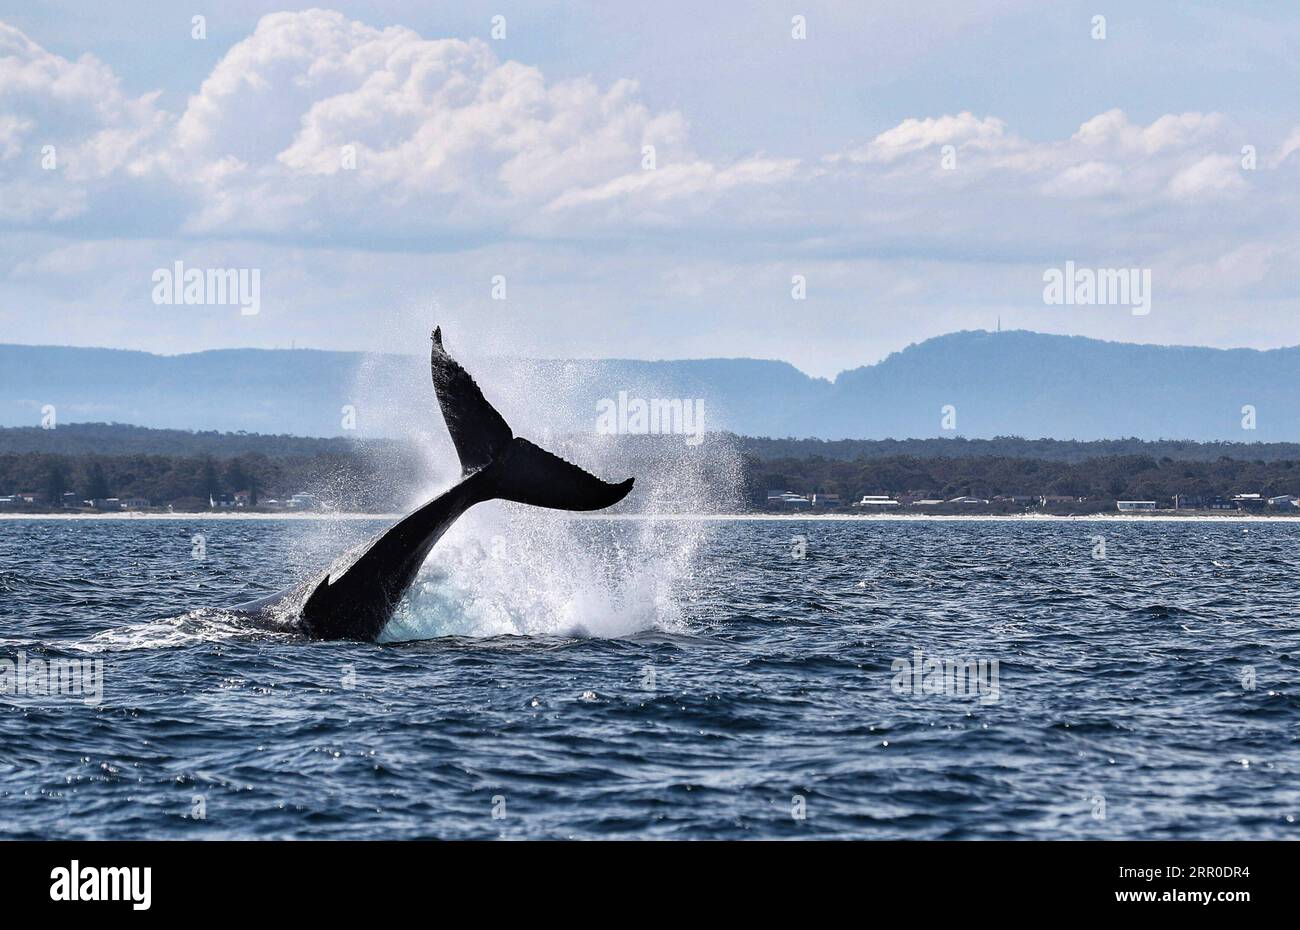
(1116, 500, 1158, 512)
(854, 495, 899, 508)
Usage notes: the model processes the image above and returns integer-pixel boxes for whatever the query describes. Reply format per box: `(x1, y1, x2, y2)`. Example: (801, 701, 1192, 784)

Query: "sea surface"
(0, 515, 1297, 839)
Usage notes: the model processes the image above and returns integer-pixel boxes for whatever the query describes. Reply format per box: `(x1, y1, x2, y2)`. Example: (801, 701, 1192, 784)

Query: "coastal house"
(811, 493, 841, 507)
(911, 499, 945, 506)
(119, 497, 151, 510)
(288, 492, 322, 510)
(947, 496, 990, 505)
(1116, 500, 1158, 512)
(1231, 493, 1266, 512)
(854, 495, 900, 508)
(770, 491, 812, 508)
(1268, 495, 1298, 508)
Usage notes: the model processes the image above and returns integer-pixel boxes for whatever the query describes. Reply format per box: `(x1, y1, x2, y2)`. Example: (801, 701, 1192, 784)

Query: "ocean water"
(0, 514, 1297, 840)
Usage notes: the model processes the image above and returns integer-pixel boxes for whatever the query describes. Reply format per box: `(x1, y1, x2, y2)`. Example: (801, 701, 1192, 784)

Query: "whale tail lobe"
(430, 327, 634, 512)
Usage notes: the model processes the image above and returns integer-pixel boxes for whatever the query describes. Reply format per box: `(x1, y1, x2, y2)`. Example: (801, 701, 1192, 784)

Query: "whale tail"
(431, 326, 634, 511)
(290, 328, 634, 641)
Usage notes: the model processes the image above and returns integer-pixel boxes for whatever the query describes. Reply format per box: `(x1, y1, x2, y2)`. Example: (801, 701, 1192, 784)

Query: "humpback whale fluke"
(430, 326, 634, 510)
(430, 325, 512, 476)
(231, 327, 635, 641)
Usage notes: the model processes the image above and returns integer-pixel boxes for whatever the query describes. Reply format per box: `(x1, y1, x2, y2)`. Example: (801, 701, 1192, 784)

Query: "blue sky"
(1, 1, 1297, 376)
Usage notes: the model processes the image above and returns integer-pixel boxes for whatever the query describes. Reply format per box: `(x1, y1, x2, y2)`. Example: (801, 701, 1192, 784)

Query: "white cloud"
(1167, 154, 1246, 200)
(1039, 161, 1123, 198)
(1074, 109, 1223, 154)
(0, 11, 1283, 248)
(151, 10, 757, 236)
(0, 21, 164, 219)
(1274, 127, 1300, 167)
(545, 156, 801, 213)
(824, 108, 1258, 210)
(833, 112, 1009, 164)
(2, 11, 1300, 377)
(0, 11, 784, 239)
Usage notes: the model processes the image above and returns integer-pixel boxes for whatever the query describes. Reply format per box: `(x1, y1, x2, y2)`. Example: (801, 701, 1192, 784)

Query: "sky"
(0, 1, 1297, 378)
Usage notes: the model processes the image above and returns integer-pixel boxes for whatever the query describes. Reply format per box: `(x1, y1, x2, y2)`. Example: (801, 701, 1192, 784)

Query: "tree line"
(9, 424, 1300, 465)
(0, 423, 376, 458)
(743, 452, 1300, 506)
(735, 435, 1300, 464)
(0, 450, 417, 511)
(5, 447, 1300, 512)
(6, 426, 1300, 512)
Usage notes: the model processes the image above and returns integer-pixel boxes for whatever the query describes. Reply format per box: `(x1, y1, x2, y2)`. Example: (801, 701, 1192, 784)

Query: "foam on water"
(70, 608, 299, 652)
(378, 504, 703, 640)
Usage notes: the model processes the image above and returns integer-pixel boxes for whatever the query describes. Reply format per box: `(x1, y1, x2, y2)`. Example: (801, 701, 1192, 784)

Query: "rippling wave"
(0, 516, 1297, 839)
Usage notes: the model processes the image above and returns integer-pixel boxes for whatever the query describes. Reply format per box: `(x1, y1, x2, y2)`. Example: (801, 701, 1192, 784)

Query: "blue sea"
(1, 515, 1297, 839)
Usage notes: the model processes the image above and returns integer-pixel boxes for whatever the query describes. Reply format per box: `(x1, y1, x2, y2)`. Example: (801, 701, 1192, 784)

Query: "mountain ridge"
(3, 330, 1297, 441)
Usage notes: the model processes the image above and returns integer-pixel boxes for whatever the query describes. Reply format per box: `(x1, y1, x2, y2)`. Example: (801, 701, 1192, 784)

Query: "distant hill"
(2, 331, 1298, 441)
(806, 330, 1300, 442)
(0, 344, 375, 437)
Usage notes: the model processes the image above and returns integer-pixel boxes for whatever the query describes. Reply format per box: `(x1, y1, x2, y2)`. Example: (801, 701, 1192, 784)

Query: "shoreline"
(1, 511, 1297, 523)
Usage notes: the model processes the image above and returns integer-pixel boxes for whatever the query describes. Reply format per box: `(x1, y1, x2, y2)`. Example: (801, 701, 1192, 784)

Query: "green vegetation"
(742, 452, 1300, 511)
(0, 426, 421, 511)
(0, 422, 380, 458)
(735, 435, 1300, 464)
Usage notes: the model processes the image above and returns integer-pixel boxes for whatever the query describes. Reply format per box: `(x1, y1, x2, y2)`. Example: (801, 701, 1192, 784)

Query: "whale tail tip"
(430, 326, 634, 512)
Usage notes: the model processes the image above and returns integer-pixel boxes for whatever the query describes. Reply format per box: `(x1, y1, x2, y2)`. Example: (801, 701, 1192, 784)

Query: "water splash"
(347, 315, 742, 641)
(378, 504, 706, 641)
